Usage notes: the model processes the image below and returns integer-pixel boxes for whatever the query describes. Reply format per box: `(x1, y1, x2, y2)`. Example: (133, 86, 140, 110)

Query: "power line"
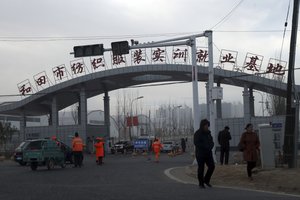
(0, 30, 292, 42)
(279, 0, 292, 62)
(210, 0, 245, 30)
(0, 32, 199, 42)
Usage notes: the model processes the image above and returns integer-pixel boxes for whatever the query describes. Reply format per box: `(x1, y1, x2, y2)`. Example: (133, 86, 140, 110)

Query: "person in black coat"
(194, 119, 215, 188)
(181, 138, 186, 152)
(218, 126, 231, 165)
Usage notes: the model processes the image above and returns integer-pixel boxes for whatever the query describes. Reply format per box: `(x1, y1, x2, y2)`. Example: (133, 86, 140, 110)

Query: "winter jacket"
(218, 130, 231, 149)
(94, 141, 104, 157)
(194, 129, 214, 157)
(240, 131, 260, 162)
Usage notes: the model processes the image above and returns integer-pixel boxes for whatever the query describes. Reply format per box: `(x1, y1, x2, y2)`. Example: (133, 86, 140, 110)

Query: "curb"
(165, 166, 300, 198)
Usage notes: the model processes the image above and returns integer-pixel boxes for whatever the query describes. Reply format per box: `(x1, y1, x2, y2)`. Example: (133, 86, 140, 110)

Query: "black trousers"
(220, 146, 229, 165)
(247, 161, 256, 177)
(196, 154, 215, 185)
(73, 151, 83, 167)
(182, 146, 186, 152)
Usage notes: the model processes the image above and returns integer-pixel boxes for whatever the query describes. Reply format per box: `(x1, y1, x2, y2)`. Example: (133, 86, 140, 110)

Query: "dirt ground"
(188, 164, 300, 195)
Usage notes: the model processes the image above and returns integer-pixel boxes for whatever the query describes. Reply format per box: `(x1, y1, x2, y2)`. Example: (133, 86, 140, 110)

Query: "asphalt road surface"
(0, 153, 299, 200)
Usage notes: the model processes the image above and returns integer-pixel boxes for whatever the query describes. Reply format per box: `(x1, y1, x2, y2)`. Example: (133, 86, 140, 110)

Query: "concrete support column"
(48, 113, 52, 126)
(51, 95, 58, 135)
(243, 86, 251, 123)
(249, 88, 255, 117)
(79, 86, 87, 140)
(216, 82, 222, 119)
(20, 111, 26, 140)
(103, 91, 110, 139)
(206, 82, 210, 119)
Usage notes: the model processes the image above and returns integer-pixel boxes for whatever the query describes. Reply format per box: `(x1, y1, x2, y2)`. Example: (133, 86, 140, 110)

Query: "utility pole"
(284, 0, 299, 168)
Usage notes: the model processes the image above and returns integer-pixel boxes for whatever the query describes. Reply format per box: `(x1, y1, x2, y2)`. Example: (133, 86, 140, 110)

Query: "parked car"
(111, 141, 134, 154)
(23, 139, 66, 171)
(161, 141, 180, 153)
(14, 141, 30, 166)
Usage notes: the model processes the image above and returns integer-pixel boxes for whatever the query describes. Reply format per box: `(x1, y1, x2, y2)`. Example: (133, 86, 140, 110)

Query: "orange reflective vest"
(152, 141, 162, 153)
(94, 141, 104, 157)
(72, 137, 84, 152)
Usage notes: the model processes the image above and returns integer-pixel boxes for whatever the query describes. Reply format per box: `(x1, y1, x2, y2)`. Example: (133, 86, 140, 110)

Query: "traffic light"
(111, 41, 129, 56)
(73, 44, 104, 58)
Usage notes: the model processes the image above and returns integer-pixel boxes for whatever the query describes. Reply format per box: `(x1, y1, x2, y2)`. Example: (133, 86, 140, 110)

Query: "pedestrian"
(239, 123, 260, 181)
(194, 119, 215, 189)
(94, 137, 105, 165)
(72, 132, 84, 168)
(152, 138, 163, 163)
(218, 126, 231, 165)
(181, 138, 186, 153)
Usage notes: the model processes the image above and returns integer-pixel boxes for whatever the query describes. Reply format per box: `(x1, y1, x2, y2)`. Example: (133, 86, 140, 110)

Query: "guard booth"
(258, 123, 284, 169)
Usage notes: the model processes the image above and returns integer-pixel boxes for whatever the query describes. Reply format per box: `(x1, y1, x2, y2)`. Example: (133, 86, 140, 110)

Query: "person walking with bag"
(239, 123, 260, 181)
(218, 126, 231, 165)
(194, 119, 215, 188)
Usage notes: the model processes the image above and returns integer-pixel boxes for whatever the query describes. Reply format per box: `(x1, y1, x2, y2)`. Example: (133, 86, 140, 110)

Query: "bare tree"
(0, 121, 17, 151)
(266, 76, 286, 116)
(114, 90, 131, 140)
(115, 91, 127, 140)
(266, 94, 286, 116)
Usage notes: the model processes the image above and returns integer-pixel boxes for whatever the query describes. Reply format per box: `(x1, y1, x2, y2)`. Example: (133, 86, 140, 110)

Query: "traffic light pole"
(71, 31, 214, 151)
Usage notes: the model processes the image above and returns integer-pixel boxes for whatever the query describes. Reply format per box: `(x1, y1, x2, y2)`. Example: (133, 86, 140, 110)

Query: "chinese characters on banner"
(173, 47, 188, 64)
(131, 49, 146, 65)
(111, 54, 126, 68)
(219, 50, 238, 70)
(70, 59, 86, 76)
(90, 56, 105, 72)
(17, 46, 288, 97)
(17, 79, 33, 96)
(52, 64, 69, 83)
(243, 53, 264, 74)
(196, 48, 209, 66)
(34, 71, 51, 91)
(152, 48, 166, 63)
(266, 58, 287, 81)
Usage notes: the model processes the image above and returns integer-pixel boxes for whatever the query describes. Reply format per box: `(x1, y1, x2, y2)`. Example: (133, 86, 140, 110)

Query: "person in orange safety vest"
(152, 138, 163, 163)
(72, 132, 84, 168)
(94, 137, 105, 165)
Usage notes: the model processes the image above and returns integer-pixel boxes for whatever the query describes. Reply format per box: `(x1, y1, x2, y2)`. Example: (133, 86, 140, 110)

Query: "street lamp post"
(253, 91, 265, 117)
(129, 96, 144, 140)
(172, 105, 182, 139)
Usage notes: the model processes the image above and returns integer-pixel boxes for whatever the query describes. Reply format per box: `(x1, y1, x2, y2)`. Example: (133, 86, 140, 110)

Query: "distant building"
(199, 102, 243, 119)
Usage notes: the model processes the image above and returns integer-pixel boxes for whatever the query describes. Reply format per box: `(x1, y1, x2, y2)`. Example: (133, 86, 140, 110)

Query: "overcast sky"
(0, 0, 298, 115)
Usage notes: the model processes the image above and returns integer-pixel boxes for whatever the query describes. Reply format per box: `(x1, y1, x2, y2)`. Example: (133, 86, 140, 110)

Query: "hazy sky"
(0, 0, 297, 115)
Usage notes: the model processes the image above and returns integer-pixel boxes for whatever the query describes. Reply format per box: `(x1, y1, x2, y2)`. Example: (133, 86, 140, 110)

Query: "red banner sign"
(126, 116, 139, 127)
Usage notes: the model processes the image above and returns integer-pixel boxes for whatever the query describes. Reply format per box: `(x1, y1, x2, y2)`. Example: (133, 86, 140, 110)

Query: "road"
(0, 153, 299, 200)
